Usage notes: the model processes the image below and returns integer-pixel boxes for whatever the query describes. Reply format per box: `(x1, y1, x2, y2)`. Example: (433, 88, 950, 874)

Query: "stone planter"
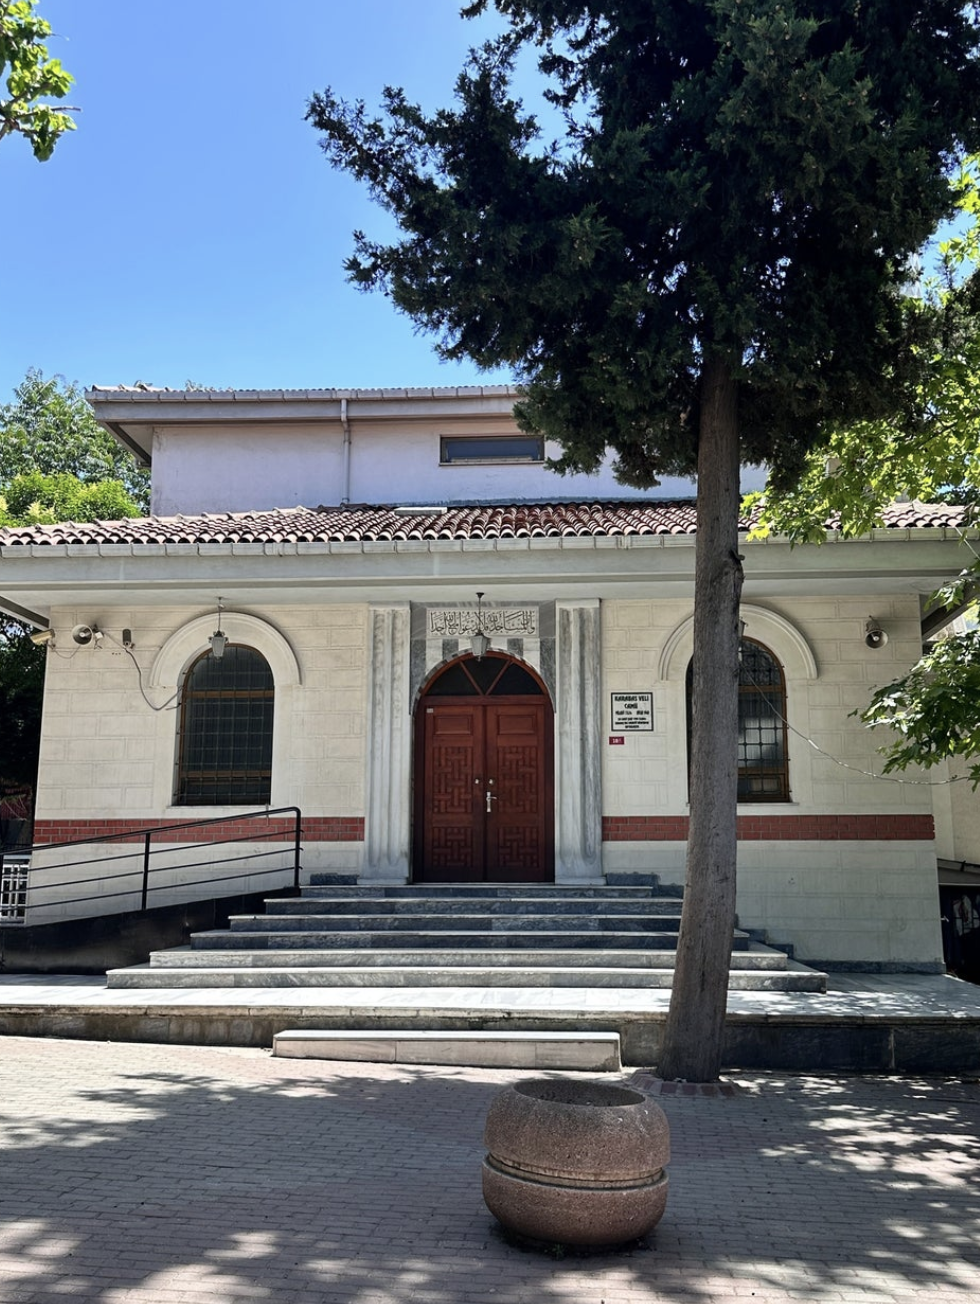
(482, 1078, 670, 1247)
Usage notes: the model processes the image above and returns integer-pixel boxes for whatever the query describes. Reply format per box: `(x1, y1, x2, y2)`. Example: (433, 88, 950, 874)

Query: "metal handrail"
(0, 807, 302, 924)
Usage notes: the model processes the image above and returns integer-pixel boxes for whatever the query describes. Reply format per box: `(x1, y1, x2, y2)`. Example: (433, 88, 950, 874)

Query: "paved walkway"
(0, 1036, 978, 1304)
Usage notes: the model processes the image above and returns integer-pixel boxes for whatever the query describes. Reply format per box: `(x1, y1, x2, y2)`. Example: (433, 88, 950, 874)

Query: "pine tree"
(308, 1, 980, 1079)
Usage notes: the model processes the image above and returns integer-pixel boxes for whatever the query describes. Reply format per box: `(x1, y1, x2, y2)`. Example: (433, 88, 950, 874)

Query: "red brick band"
(32, 812, 933, 848)
(602, 814, 934, 841)
(32, 816, 365, 846)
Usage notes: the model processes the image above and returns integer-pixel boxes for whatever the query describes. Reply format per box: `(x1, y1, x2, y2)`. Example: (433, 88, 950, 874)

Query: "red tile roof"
(0, 500, 969, 548)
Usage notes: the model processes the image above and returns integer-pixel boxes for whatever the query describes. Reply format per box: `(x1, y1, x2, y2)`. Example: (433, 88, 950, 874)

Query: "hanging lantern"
(471, 591, 491, 660)
(209, 597, 228, 660)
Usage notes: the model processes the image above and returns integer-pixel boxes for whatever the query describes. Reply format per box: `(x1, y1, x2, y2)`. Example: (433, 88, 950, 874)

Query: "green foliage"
(0, 615, 44, 811)
(310, 0, 980, 1080)
(0, 370, 146, 808)
(860, 630, 980, 785)
(0, 369, 150, 509)
(0, 0, 76, 160)
(0, 470, 142, 526)
(745, 162, 980, 782)
(309, 1, 980, 487)
(746, 160, 980, 543)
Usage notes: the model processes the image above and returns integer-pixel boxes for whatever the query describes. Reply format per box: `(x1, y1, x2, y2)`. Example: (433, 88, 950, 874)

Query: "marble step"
(306, 879, 680, 898)
(272, 1029, 623, 1072)
(189, 927, 750, 951)
(107, 955, 826, 992)
(271, 896, 685, 917)
(148, 945, 787, 971)
(225, 911, 684, 933)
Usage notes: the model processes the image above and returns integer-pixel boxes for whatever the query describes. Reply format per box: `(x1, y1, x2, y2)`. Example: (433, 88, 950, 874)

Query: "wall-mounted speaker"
(71, 623, 99, 646)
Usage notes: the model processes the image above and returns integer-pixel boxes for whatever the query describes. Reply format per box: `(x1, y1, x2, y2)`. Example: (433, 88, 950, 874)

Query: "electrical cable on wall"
(742, 662, 969, 788)
(98, 628, 182, 712)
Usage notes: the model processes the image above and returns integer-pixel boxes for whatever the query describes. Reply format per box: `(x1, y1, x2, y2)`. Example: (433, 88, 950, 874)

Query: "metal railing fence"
(0, 807, 302, 926)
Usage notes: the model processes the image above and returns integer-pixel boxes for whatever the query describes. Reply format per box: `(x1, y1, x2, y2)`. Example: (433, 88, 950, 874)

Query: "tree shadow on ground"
(0, 1039, 979, 1303)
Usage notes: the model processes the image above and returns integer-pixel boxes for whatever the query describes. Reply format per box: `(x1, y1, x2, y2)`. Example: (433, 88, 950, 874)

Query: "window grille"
(0, 858, 28, 923)
(687, 638, 790, 802)
(175, 645, 274, 805)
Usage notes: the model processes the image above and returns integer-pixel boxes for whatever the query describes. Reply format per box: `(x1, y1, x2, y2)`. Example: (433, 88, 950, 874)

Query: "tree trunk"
(657, 353, 743, 1083)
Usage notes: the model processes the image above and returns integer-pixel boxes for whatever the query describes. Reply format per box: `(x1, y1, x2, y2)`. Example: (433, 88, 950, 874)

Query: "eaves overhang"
(86, 384, 523, 464)
(0, 525, 973, 621)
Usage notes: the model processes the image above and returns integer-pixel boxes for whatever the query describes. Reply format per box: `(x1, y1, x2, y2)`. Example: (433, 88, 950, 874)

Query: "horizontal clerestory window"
(440, 435, 545, 465)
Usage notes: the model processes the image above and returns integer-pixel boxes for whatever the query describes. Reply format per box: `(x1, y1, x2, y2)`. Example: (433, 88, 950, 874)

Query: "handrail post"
(141, 830, 151, 911)
(293, 809, 301, 892)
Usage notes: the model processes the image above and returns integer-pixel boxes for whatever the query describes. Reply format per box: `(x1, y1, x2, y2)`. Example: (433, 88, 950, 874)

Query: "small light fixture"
(209, 597, 228, 660)
(471, 591, 491, 661)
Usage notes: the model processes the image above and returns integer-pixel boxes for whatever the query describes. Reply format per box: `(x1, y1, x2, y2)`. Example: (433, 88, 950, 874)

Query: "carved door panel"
(485, 703, 551, 882)
(419, 705, 485, 881)
(413, 657, 554, 883)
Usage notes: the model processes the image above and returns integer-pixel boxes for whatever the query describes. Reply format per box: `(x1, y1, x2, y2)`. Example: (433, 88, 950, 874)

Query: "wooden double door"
(413, 655, 554, 883)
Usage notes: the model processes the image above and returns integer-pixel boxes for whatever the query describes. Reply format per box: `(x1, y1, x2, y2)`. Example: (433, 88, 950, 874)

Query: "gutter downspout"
(340, 398, 352, 505)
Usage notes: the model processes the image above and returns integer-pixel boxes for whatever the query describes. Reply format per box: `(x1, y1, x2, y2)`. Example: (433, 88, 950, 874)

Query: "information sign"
(610, 692, 654, 732)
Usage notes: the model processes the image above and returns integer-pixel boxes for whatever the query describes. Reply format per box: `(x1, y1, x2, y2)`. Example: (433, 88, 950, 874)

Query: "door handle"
(485, 790, 497, 814)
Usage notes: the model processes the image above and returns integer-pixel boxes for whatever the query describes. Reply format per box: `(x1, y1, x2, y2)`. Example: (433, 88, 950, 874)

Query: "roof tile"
(0, 500, 969, 549)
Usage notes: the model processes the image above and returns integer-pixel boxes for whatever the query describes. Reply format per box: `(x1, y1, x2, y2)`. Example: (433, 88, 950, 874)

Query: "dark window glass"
(423, 654, 545, 698)
(176, 645, 274, 805)
(467, 655, 510, 694)
(425, 662, 480, 696)
(736, 641, 788, 800)
(440, 436, 544, 464)
(686, 639, 790, 802)
(490, 662, 543, 696)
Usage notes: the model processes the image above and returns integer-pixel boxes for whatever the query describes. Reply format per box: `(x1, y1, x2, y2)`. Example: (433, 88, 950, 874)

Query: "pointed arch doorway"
(413, 653, 555, 883)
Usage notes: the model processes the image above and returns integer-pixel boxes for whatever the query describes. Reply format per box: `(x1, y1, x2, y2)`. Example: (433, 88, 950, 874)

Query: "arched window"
(687, 638, 790, 802)
(175, 645, 274, 805)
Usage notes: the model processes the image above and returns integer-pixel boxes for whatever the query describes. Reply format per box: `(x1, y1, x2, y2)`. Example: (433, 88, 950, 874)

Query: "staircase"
(107, 875, 827, 994)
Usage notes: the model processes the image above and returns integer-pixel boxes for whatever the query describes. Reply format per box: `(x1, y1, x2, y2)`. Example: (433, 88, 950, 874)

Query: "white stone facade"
(18, 587, 942, 967)
(0, 386, 971, 970)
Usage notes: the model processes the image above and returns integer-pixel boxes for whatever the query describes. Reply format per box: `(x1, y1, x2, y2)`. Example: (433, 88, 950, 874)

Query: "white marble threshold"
(0, 972, 978, 1021)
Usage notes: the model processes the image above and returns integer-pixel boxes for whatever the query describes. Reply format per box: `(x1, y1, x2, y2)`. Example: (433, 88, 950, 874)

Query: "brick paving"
(0, 1037, 978, 1304)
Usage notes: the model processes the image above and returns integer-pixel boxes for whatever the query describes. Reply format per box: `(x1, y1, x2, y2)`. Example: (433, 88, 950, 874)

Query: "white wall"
(934, 758, 980, 866)
(31, 602, 371, 917)
(149, 419, 767, 515)
(151, 424, 346, 516)
(599, 595, 943, 968)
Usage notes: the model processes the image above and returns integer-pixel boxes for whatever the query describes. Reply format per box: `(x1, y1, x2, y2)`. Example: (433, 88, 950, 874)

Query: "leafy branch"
(0, 0, 77, 160)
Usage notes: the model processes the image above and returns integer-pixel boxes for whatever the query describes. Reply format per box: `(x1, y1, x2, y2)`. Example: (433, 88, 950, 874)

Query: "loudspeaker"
(865, 620, 888, 650)
(71, 623, 98, 646)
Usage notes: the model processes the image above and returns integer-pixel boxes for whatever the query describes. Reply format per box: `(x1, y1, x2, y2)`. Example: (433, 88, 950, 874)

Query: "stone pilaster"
(361, 604, 412, 882)
(556, 600, 603, 881)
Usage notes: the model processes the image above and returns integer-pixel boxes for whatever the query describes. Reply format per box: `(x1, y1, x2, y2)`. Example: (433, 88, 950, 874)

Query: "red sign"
(608, 736, 625, 746)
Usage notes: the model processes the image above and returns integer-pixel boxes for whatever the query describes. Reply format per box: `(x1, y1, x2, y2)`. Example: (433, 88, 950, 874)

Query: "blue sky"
(1, 0, 518, 400)
(5, 3, 972, 410)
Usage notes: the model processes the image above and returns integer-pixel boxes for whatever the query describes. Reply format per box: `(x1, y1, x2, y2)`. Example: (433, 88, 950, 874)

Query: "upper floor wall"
(87, 385, 766, 516)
